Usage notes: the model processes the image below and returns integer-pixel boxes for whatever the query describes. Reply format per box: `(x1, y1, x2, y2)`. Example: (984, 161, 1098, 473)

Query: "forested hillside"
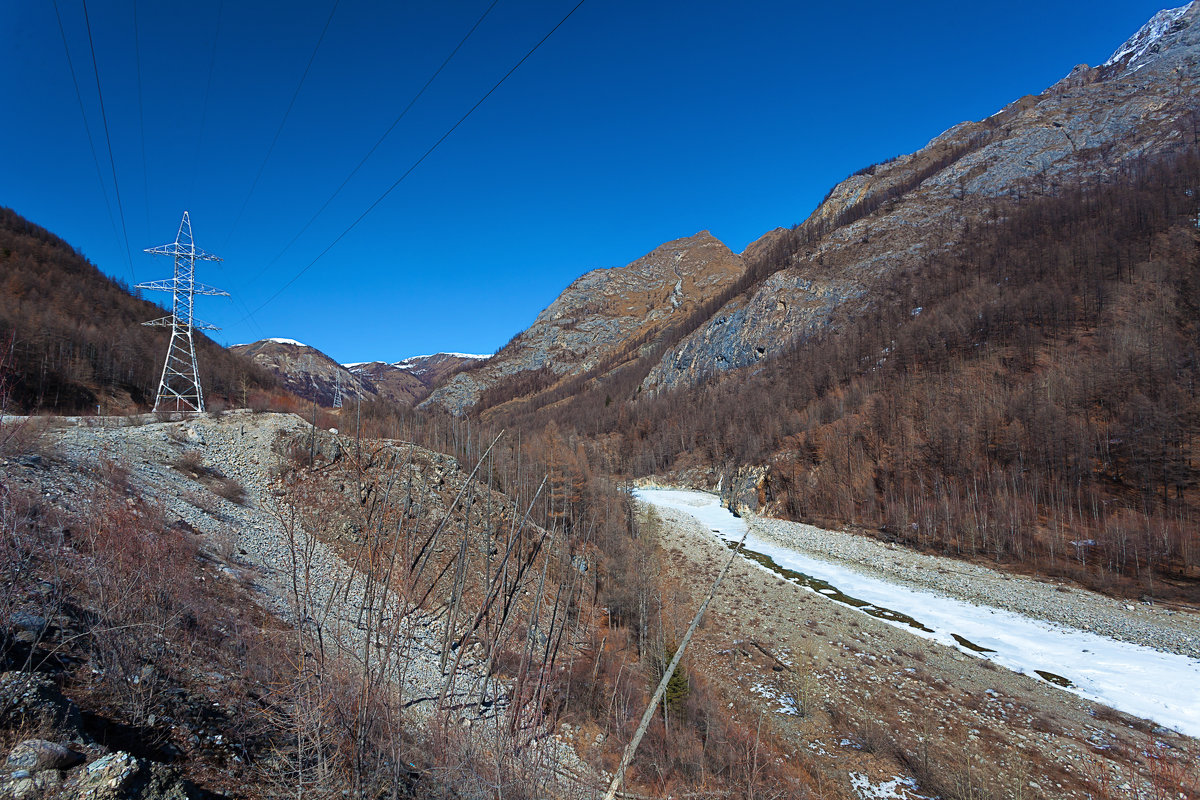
(0, 207, 277, 412)
(494, 152, 1200, 599)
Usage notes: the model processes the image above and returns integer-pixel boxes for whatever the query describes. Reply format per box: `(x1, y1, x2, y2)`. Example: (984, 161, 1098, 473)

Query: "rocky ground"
(12, 411, 499, 720)
(0, 411, 591, 799)
(643, 501, 1200, 800)
(748, 515, 1200, 661)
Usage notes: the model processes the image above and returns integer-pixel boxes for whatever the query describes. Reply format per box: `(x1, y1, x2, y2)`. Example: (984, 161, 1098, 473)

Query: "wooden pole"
(602, 524, 746, 800)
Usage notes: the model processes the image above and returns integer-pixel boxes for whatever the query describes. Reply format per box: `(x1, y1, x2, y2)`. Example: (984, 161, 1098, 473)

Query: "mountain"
(421, 231, 746, 414)
(229, 338, 376, 408)
(642, 1, 1200, 392)
(434, 3, 1200, 415)
(345, 353, 485, 406)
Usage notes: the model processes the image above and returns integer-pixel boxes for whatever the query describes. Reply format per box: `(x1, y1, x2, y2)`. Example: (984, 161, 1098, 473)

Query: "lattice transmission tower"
(137, 212, 229, 413)
(333, 371, 344, 409)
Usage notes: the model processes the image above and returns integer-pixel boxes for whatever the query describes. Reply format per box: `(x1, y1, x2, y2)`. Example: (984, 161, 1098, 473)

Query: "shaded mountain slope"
(347, 353, 484, 406)
(230, 338, 375, 408)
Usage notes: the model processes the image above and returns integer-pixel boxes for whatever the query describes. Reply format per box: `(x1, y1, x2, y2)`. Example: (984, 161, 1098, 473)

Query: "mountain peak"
(1104, 2, 1196, 70)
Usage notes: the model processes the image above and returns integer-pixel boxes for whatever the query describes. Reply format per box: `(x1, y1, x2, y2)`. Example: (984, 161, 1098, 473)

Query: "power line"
(189, 0, 225, 206)
(243, 0, 588, 320)
(221, 0, 342, 249)
(81, 0, 136, 285)
(245, 0, 502, 284)
(133, 0, 151, 239)
(52, 1, 122, 277)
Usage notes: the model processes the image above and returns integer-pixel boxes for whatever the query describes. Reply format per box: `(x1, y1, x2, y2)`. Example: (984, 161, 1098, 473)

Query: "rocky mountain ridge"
(345, 353, 485, 406)
(230, 339, 485, 408)
(642, 1, 1200, 391)
(421, 230, 747, 414)
(230, 338, 376, 407)
(414, 2, 1200, 411)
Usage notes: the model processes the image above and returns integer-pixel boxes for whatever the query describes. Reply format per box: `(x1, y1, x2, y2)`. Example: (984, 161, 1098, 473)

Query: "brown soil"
(646, 505, 1200, 800)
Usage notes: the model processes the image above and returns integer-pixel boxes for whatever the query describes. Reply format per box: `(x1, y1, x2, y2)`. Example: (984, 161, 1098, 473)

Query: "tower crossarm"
(143, 244, 222, 261)
(135, 279, 182, 292)
(142, 315, 175, 327)
(192, 282, 230, 296)
(141, 315, 219, 331)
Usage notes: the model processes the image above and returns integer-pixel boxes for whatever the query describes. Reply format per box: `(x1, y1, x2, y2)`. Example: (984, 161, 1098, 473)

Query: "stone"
(0, 673, 83, 739)
(9, 612, 48, 633)
(64, 752, 195, 800)
(5, 739, 85, 772)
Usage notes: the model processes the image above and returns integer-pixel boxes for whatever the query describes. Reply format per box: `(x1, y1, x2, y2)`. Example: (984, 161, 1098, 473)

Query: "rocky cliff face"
(230, 339, 375, 407)
(421, 231, 746, 414)
(347, 353, 485, 406)
(642, 2, 1200, 392)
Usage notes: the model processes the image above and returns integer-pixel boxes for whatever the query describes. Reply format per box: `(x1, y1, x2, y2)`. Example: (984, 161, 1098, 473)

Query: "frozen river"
(635, 487, 1200, 739)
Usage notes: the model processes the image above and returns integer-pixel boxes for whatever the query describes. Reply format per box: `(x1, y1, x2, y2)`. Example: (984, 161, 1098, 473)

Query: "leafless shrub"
(1090, 704, 1156, 734)
(173, 449, 205, 474)
(182, 488, 221, 515)
(1030, 712, 1062, 735)
(0, 415, 51, 461)
(213, 477, 246, 505)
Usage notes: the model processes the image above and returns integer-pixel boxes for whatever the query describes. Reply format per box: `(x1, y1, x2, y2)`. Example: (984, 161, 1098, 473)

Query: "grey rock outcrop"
(230, 339, 376, 407)
(422, 231, 746, 414)
(5, 739, 84, 773)
(643, 2, 1200, 392)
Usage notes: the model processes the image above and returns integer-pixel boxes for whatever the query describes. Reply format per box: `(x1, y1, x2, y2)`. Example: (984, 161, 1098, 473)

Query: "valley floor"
(638, 490, 1200, 800)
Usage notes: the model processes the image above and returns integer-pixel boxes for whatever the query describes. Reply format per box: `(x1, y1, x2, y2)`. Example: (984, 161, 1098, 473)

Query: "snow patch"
(392, 353, 490, 369)
(749, 682, 800, 716)
(264, 337, 308, 347)
(1104, 2, 1192, 68)
(850, 773, 931, 800)
(634, 488, 1200, 738)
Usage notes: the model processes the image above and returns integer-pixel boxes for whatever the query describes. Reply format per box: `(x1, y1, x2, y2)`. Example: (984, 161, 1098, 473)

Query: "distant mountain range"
(229, 338, 484, 407)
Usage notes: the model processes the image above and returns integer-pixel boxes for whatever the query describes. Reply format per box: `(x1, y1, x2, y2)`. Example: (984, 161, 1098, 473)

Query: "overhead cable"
(188, 0, 225, 206)
(243, 0, 588, 320)
(81, 0, 137, 283)
(51, 0, 121, 260)
(245, 0, 502, 285)
(221, 0, 342, 248)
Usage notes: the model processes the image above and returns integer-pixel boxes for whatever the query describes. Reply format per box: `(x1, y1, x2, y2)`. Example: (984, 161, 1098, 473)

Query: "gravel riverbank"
(745, 513, 1200, 660)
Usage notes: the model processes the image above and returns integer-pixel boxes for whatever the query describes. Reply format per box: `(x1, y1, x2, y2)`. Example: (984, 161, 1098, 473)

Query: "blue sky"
(0, 0, 1176, 363)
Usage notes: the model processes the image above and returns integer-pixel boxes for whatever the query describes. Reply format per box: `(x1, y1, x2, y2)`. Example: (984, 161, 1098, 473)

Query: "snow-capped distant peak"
(265, 337, 309, 347)
(392, 352, 489, 369)
(1104, 2, 1193, 68)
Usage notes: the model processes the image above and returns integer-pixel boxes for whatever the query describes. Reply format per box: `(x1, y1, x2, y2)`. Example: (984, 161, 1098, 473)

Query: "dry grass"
(172, 449, 247, 505)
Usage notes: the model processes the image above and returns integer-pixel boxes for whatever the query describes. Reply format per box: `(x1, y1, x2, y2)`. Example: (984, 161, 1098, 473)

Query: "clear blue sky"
(0, 0, 1175, 363)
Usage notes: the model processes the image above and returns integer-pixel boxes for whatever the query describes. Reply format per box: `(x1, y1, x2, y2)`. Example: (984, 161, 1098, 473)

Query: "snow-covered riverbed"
(634, 487, 1200, 739)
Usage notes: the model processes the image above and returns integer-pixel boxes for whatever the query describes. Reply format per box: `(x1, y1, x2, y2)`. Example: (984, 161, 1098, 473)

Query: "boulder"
(62, 751, 195, 800)
(5, 738, 84, 772)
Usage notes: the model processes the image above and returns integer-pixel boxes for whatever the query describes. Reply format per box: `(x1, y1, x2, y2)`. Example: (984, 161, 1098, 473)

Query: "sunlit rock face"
(422, 231, 746, 414)
(643, 3, 1200, 392)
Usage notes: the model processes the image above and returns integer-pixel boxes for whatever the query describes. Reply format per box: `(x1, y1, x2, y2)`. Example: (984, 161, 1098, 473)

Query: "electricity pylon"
(333, 371, 344, 409)
(137, 212, 229, 413)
